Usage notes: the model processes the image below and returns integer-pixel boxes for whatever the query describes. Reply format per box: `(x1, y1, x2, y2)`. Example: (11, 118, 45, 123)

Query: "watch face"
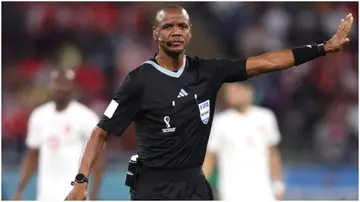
(76, 174, 85, 182)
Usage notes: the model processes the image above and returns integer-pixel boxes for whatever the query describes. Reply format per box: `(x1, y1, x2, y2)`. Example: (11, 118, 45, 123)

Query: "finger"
(338, 14, 351, 33)
(341, 38, 350, 46)
(344, 16, 354, 34)
(339, 14, 353, 36)
(346, 13, 351, 20)
(343, 14, 351, 26)
(338, 18, 345, 32)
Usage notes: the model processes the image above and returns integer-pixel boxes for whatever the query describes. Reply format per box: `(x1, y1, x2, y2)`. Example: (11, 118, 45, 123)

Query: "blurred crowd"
(2, 2, 358, 165)
(198, 2, 359, 164)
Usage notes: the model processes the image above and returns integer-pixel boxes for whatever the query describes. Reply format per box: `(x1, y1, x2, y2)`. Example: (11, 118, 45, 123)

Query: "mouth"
(169, 39, 184, 45)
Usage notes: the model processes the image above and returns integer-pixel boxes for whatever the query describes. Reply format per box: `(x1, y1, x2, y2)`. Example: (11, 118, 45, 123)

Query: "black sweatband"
(291, 41, 327, 66)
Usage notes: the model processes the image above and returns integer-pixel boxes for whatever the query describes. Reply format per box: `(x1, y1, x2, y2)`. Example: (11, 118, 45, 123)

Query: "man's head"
(223, 82, 254, 110)
(49, 68, 75, 105)
(152, 5, 192, 55)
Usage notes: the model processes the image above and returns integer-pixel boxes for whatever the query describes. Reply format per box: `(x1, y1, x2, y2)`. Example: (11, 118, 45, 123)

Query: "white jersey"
(207, 106, 281, 201)
(26, 100, 99, 201)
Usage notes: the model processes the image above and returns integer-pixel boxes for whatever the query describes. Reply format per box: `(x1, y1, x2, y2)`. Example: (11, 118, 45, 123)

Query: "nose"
(171, 26, 182, 37)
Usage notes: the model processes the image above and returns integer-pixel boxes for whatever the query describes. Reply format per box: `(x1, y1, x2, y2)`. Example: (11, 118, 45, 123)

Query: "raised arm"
(246, 13, 353, 78)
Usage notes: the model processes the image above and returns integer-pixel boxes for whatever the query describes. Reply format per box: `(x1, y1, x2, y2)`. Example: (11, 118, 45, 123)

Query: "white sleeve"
(25, 110, 42, 149)
(267, 110, 281, 147)
(207, 116, 225, 152)
(82, 110, 99, 140)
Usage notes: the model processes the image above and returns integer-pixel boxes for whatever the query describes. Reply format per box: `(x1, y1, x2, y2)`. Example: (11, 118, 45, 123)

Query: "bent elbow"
(90, 127, 109, 143)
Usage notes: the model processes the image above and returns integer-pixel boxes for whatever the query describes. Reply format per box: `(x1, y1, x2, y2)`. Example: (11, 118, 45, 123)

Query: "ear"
(152, 26, 157, 41)
(189, 24, 193, 40)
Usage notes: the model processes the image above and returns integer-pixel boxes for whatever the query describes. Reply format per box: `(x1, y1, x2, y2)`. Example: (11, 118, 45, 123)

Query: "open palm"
(324, 13, 354, 53)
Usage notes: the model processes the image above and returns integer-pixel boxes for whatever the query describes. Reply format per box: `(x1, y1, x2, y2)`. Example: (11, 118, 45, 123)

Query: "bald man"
(66, 5, 353, 201)
(13, 69, 105, 201)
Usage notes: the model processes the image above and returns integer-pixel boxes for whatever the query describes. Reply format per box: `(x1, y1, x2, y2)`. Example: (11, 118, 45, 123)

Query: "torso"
(134, 56, 220, 169)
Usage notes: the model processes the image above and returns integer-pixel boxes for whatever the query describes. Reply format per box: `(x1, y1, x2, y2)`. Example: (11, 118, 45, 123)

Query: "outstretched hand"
(324, 13, 354, 53)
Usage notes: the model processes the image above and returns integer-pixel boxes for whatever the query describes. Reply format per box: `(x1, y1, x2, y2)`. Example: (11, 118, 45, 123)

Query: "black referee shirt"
(97, 56, 248, 169)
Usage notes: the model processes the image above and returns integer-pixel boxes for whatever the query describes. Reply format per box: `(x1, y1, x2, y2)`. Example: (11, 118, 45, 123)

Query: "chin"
(165, 48, 185, 56)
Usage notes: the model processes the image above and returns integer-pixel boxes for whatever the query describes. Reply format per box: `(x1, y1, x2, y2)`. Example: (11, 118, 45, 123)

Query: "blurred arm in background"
(267, 110, 285, 200)
(245, 13, 353, 78)
(203, 117, 222, 180)
(270, 146, 284, 200)
(14, 148, 38, 200)
(203, 151, 216, 180)
(203, 117, 224, 200)
(13, 110, 41, 200)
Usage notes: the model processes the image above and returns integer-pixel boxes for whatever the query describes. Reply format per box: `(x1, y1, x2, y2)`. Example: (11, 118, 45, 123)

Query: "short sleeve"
(205, 58, 248, 83)
(97, 72, 144, 136)
(25, 111, 42, 149)
(267, 110, 281, 147)
(207, 116, 225, 152)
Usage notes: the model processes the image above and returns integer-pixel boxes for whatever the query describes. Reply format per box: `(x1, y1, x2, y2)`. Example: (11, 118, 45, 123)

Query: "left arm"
(269, 146, 284, 200)
(266, 110, 285, 200)
(246, 13, 353, 78)
(90, 147, 106, 200)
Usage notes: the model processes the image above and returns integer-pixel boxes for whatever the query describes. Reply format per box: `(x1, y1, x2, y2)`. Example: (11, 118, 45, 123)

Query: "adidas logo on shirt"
(177, 89, 188, 98)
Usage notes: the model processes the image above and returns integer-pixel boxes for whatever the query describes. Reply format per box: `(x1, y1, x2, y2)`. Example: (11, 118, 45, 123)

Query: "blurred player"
(13, 69, 105, 201)
(203, 83, 285, 201)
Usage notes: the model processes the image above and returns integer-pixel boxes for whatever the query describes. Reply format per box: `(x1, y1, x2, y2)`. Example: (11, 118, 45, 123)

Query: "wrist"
(324, 41, 331, 53)
(317, 41, 327, 55)
(291, 41, 326, 66)
(74, 182, 88, 187)
(71, 173, 89, 186)
(15, 189, 22, 195)
(272, 180, 285, 195)
(15, 185, 25, 194)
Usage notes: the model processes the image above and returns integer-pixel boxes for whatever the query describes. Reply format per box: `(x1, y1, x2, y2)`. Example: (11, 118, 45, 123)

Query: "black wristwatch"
(71, 173, 89, 185)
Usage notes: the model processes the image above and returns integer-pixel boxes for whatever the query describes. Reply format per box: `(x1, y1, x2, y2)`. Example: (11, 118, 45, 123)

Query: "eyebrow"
(160, 21, 189, 27)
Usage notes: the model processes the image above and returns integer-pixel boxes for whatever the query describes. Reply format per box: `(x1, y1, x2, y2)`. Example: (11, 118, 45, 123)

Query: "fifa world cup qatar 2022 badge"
(198, 100, 210, 124)
(162, 116, 176, 133)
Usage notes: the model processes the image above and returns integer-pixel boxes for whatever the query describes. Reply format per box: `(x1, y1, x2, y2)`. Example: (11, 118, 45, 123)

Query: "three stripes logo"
(177, 89, 188, 98)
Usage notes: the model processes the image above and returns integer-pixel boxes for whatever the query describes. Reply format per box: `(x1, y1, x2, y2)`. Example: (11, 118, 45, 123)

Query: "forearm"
(247, 49, 295, 77)
(78, 127, 107, 177)
(203, 152, 216, 179)
(270, 147, 285, 198)
(90, 148, 106, 198)
(270, 147, 283, 181)
(16, 149, 38, 193)
(246, 41, 326, 77)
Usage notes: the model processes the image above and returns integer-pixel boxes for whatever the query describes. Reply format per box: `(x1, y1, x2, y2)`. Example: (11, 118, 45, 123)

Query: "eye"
(180, 24, 189, 30)
(163, 24, 172, 30)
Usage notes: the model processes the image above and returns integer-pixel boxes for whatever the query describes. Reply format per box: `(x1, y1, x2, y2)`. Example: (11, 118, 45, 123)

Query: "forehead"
(156, 8, 189, 25)
(50, 72, 74, 83)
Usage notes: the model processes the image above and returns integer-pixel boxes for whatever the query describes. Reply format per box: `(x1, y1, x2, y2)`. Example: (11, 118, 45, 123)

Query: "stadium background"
(1, 1, 358, 200)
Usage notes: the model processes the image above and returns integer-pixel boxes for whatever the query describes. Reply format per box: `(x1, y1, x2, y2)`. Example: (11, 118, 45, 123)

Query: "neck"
(236, 104, 250, 114)
(156, 48, 184, 72)
(55, 100, 71, 112)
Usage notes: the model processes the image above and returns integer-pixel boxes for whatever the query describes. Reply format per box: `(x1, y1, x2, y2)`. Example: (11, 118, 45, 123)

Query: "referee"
(66, 5, 353, 200)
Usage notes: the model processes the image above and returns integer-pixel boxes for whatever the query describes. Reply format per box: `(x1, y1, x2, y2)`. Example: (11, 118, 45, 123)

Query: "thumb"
(342, 38, 350, 45)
